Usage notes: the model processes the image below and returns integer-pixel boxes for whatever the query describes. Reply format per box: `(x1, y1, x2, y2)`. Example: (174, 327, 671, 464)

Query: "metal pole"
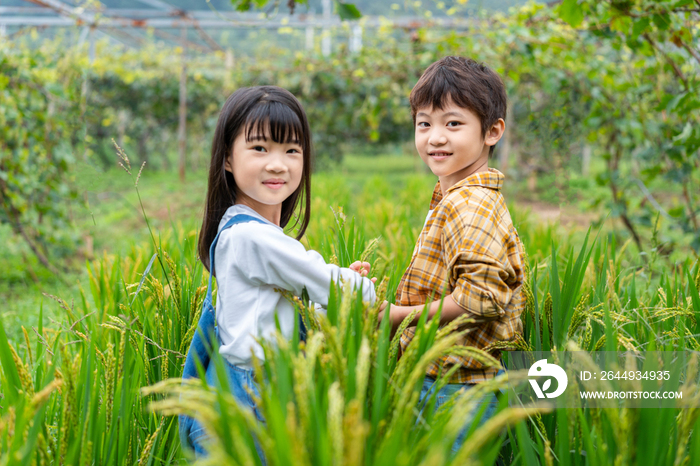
(178, 27, 187, 182)
(81, 26, 95, 162)
(321, 0, 331, 56)
(305, 26, 314, 51)
(351, 25, 362, 53)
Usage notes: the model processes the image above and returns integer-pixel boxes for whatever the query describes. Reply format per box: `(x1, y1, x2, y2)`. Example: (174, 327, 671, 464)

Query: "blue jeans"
(188, 357, 266, 463)
(418, 369, 505, 454)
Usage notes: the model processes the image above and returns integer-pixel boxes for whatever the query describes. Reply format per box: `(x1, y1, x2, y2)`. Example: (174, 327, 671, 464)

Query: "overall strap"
(206, 214, 267, 300)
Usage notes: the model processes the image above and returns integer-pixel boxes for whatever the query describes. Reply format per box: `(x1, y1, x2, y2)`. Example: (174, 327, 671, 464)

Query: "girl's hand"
(349, 261, 376, 282)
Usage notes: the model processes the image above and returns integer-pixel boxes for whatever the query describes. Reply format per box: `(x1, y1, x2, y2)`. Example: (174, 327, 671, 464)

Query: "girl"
(180, 86, 376, 458)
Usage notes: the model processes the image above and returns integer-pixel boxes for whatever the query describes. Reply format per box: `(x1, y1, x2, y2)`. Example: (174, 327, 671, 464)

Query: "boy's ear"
(484, 118, 506, 147)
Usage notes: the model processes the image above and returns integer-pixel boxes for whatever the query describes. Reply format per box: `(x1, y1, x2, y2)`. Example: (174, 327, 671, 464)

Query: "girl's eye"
(253, 146, 266, 152)
(447, 121, 462, 127)
(287, 148, 301, 154)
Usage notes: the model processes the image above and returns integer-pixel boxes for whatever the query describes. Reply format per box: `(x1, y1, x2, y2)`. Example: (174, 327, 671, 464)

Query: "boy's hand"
(349, 261, 377, 283)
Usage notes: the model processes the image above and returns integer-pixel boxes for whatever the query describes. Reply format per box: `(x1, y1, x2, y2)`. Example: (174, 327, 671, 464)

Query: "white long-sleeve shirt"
(214, 204, 376, 368)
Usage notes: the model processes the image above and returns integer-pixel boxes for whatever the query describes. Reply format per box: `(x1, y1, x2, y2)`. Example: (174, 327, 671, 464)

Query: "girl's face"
(225, 125, 304, 225)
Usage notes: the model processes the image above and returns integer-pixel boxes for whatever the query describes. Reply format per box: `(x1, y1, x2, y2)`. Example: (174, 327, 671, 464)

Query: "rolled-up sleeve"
(442, 199, 520, 321)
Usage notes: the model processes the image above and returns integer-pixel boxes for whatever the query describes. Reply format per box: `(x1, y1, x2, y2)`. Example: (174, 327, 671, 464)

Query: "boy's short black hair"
(410, 56, 507, 156)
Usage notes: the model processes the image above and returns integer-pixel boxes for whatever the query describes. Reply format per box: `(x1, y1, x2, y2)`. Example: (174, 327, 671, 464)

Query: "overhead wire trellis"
(1, 0, 473, 52)
(1, 0, 473, 180)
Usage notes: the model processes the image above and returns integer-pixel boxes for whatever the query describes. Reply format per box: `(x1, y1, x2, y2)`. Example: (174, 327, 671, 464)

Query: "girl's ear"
(224, 154, 233, 173)
(485, 118, 506, 147)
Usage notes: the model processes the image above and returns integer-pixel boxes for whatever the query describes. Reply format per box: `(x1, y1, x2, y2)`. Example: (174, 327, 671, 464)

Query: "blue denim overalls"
(179, 214, 267, 457)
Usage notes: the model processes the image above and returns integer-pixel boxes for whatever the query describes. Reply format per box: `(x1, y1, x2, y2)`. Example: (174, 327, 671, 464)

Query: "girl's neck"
(235, 196, 282, 226)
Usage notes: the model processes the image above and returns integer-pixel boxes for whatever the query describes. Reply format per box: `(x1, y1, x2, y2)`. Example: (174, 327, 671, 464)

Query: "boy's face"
(414, 99, 503, 191)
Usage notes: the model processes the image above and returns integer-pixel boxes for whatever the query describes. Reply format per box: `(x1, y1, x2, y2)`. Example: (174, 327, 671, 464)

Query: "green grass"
(0, 152, 647, 342)
(3, 150, 700, 465)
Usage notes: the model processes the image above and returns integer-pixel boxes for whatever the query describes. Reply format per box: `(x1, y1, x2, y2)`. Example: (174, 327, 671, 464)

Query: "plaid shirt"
(397, 168, 525, 384)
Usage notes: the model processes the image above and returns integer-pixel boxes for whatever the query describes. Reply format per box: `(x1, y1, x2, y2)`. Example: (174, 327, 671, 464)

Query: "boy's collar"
(430, 168, 504, 209)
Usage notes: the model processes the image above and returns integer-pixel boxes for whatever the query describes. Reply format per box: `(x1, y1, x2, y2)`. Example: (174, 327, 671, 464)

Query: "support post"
(582, 145, 591, 177)
(322, 0, 331, 56)
(350, 25, 362, 53)
(224, 48, 234, 90)
(500, 109, 513, 177)
(81, 26, 95, 162)
(178, 27, 187, 182)
(305, 26, 314, 51)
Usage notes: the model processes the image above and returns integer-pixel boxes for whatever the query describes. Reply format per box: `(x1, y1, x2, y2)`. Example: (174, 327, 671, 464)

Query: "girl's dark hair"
(198, 86, 312, 272)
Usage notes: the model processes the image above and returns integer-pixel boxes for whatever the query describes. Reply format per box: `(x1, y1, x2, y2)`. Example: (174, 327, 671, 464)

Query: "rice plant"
(2, 168, 700, 465)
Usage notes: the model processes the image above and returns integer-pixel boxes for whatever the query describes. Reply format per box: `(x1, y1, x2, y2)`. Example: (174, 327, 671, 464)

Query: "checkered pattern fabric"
(397, 168, 525, 384)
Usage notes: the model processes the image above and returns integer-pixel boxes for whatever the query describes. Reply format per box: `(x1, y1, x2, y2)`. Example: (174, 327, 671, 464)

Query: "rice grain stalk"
(675, 353, 700, 466)
(568, 293, 590, 339)
(354, 337, 371, 411)
(104, 342, 116, 428)
(328, 382, 344, 466)
(343, 399, 369, 466)
(386, 331, 470, 435)
(484, 333, 533, 354)
(387, 307, 421, 366)
(138, 416, 164, 464)
(78, 408, 90, 466)
(145, 379, 265, 464)
(58, 347, 80, 464)
(284, 400, 312, 466)
(292, 331, 325, 446)
(179, 307, 202, 356)
(337, 279, 354, 349)
(31, 379, 62, 409)
(364, 276, 388, 347)
(541, 292, 553, 347)
(21, 326, 33, 367)
(544, 439, 554, 466)
(451, 403, 553, 464)
(448, 346, 502, 370)
(8, 343, 34, 398)
(315, 314, 346, 390)
(593, 335, 607, 351)
(580, 318, 593, 350)
(163, 252, 182, 313)
(147, 276, 165, 313)
(437, 372, 511, 441)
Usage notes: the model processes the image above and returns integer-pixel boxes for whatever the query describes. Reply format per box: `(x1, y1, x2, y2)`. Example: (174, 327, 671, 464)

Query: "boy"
(378, 56, 525, 451)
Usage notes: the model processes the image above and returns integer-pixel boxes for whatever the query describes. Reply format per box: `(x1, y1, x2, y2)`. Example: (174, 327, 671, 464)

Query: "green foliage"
(2, 161, 700, 464)
(227, 0, 362, 18)
(0, 42, 83, 269)
(4, 0, 700, 262)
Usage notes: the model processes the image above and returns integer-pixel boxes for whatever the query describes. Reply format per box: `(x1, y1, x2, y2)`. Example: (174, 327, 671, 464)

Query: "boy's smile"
(415, 99, 504, 194)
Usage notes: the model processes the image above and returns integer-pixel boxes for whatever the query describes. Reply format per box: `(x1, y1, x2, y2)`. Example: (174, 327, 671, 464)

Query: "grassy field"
(0, 153, 553, 339)
(3, 153, 700, 465)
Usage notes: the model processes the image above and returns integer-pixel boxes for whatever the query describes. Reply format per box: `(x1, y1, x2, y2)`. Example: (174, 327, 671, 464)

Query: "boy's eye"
(417, 122, 430, 128)
(447, 121, 462, 127)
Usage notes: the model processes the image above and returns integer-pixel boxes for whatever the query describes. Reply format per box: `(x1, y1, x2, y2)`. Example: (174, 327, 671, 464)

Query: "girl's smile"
(262, 178, 286, 189)
(224, 126, 303, 225)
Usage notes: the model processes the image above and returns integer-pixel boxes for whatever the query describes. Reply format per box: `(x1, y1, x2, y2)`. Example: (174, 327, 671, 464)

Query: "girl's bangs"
(244, 100, 303, 146)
